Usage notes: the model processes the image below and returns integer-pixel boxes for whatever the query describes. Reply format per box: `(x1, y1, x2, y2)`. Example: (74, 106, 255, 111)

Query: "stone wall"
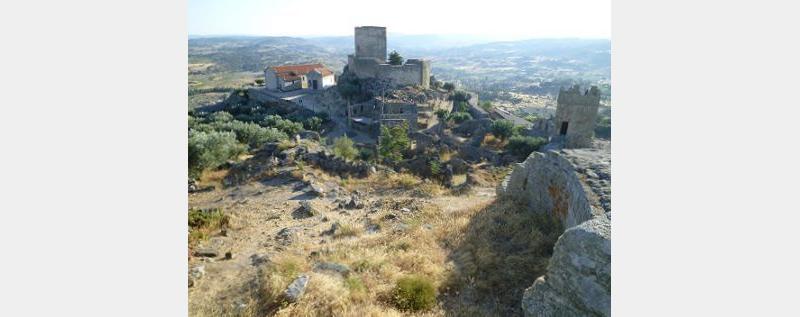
(554, 86, 601, 148)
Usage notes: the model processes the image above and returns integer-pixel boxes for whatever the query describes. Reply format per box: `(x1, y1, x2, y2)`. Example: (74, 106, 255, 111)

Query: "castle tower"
(354, 26, 387, 62)
(553, 85, 601, 148)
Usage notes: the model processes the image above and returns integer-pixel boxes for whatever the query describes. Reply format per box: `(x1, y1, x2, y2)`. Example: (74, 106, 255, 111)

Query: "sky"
(188, 0, 611, 40)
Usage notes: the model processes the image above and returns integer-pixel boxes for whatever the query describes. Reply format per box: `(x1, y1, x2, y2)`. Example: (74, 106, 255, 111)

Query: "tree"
(442, 82, 455, 92)
(188, 130, 246, 177)
(332, 136, 358, 161)
(448, 112, 472, 123)
(379, 122, 410, 162)
(490, 119, 515, 140)
(389, 50, 404, 65)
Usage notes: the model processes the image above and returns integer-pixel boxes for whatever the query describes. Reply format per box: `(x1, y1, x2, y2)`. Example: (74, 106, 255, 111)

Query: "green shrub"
(506, 135, 547, 158)
(188, 208, 228, 229)
(595, 116, 611, 139)
(255, 78, 264, 85)
(216, 120, 287, 149)
(490, 119, 515, 140)
(448, 112, 472, 123)
(359, 147, 376, 162)
(429, 159, 441, 176)
(332, 136, 358, 161)
(188, 208, 229, 245)
(434, 109, 449, 121)
(188, 130, 246, 177)
(304, 116, 324, 131)
(442, 82, 455, 92)
(379, 123, 410, 163)
(449, 90, 471, 102)
(453, 101, 470, 113)
(480, 101, 493, 111)
(210, 111, 234, 123)
(393, 276, 437, 311)
(262, 114, 303, 136)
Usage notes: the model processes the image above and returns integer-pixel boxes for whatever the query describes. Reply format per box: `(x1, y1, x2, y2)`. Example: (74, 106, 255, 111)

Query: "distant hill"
(188, 36, 610, 96)
(189, 36, 347, 73)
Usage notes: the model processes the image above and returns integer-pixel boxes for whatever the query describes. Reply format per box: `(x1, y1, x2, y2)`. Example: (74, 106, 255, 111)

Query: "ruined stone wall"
(554, 86, 601, 148)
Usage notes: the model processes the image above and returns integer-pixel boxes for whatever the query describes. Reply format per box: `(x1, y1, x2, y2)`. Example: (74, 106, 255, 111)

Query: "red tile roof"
(268, 63, 333, 81)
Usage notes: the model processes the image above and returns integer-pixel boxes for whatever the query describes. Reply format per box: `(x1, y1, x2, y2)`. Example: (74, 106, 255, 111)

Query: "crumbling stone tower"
(553, 85, 601, 148)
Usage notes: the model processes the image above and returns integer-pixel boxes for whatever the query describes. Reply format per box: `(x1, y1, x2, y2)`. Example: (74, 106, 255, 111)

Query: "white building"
(264, 63, 335, 91)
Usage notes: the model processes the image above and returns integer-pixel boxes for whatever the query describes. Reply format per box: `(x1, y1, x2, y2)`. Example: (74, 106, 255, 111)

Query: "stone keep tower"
(554, 85, 601, 148)
(354, 26, 387, 61)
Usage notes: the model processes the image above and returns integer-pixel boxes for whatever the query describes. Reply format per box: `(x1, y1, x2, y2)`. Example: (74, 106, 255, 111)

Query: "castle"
(553, 85, 601, 148)
(346, 26, 431, 89)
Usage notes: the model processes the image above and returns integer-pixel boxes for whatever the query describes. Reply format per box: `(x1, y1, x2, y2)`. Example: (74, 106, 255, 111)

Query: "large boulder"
(521, 215, 610, 316)
(498, 151, 602, 229)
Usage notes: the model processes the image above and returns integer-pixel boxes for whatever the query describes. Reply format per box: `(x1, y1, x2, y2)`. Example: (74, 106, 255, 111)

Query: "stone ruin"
(553, 85, 601, 148)
(498, 150, 610, 316)
(346, 26, 431, 89)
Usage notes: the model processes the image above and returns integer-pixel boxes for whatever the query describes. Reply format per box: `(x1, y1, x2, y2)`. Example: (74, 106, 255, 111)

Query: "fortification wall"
(376, 64, 421, 87)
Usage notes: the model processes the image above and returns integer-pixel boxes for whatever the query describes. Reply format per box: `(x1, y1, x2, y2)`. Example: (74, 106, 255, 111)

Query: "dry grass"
(481, 133, 507, 151)
(336, 172, 445, 198)
(191, 165, 557, 316)
(197, 168, 229, 190)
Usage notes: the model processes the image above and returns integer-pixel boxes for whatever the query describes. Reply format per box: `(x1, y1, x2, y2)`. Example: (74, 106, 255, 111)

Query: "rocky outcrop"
(498, 151, 603, 228)
(521, 215, 610, 317)
(498, 150, 610, 316)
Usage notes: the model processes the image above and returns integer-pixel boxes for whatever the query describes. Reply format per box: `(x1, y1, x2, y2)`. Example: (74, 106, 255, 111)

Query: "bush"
(429, 160, 441, 176)
(379, 123, 410, 162)
(595, 116, 611, 139)
(332, 136, 358, 161)
(255, 78, 264, 85)
(490, 119, 515, 140)
(359, 147, 376, 162)
(216, 120, 287, 149)
(210, 111, 234, 123)
(188, 208, 229, 246)
(188, 130, 246, 177)
(262, 114, 303, 136)
(393, 276, 437, 311)
(480, 101, 493, 111)
(434, 109, 449, 121)
(449, 90, 471, 102)
(442, 82, 455, 92)
(304, 116, 323, 131)
(448, 112, 472, 123)
(506, 135, 547, 158)
(453, 101, 469, 113)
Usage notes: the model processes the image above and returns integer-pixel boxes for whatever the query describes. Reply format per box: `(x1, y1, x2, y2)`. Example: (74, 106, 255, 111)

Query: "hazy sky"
(188, 0, 610, 40)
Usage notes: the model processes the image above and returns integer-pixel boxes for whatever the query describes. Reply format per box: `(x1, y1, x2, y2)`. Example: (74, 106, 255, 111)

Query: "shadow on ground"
(441, 198, 563, 316)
